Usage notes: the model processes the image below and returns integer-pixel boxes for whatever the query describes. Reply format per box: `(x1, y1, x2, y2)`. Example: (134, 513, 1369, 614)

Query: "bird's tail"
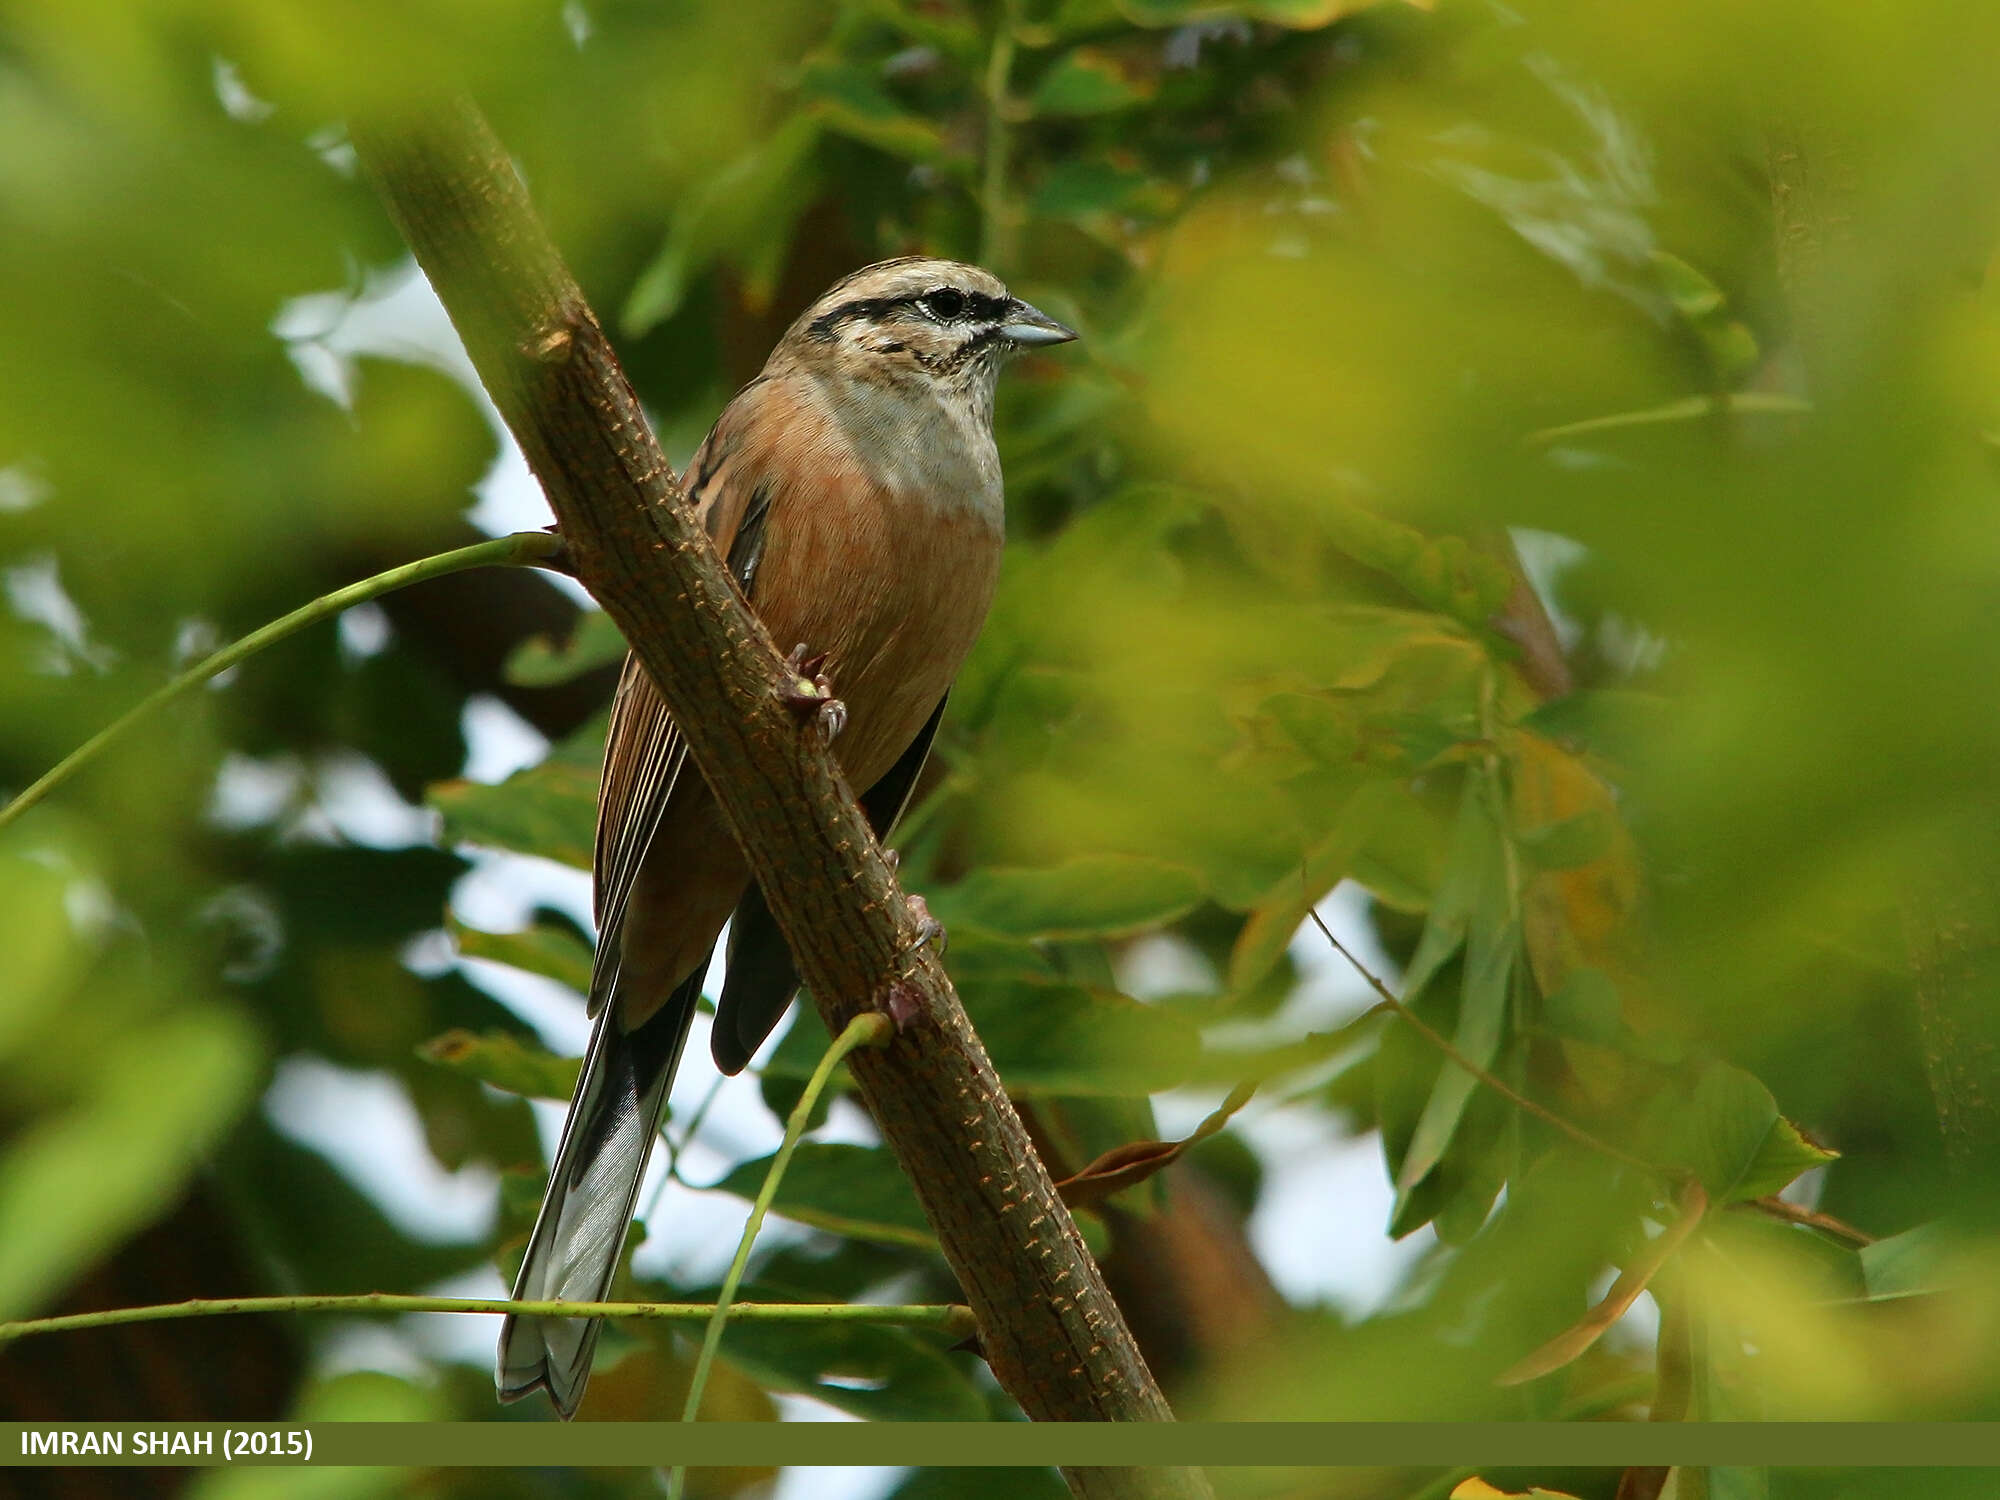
(495, 965, 705, 1419)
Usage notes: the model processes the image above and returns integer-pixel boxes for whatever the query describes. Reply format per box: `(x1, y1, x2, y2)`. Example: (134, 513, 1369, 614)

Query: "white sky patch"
(311, 1320, 438, 1385)
(336, 600, 393, 661)
(1607, 1279, 1661, 1351)
(455, 954, 594, 1058)
(459, 694, 550, 784)
(1197, 880, 1395, 1062)
(311, 752, 438, 848)
(209, 751, 304, 831)
(1152, 880, 1424, 1315)
(265, 1056, 497, 1244)
(1117, 931, 1216, 999)
(1600, 610, 1670, 675)
(771, 1461, 903, 1500)
(1291, 879, 1400, 1008)
(269, 263, 584, 591)
(449, 849, 595, 944)
(210, 56, 275, 123)
(0, 464, 50, 513)
(1240, 1105, 1434, 1316)
(1509, 527, 1588, 652)
(173, 616, 223, 668)
(400, 1263, 514, 1369)
(211, 750, 434, 847)
(4, 554, 116, 674)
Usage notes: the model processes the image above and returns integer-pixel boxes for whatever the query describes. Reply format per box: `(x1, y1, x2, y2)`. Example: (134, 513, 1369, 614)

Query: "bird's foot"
(904, 892, 947, 957)
(782, 644, 846, 739)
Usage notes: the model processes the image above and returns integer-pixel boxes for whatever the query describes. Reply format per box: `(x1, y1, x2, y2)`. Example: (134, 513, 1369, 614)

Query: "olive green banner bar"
(4, 1424, 2000, 1469)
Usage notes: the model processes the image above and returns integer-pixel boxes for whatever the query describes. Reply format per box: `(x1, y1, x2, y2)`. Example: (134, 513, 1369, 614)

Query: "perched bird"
(496, 257, 1076, 1417)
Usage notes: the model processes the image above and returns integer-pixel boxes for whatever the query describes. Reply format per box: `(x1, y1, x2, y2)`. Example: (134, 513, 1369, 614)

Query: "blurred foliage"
(5, 0, 2000, 1495)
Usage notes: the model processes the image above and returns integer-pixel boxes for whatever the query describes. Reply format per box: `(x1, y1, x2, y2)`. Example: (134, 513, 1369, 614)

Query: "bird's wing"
(584, 399, 775, 1018)
(584, 656, 684, 1016)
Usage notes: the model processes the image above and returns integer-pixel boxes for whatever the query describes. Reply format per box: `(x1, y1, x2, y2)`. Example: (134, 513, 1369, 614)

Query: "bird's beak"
(1000, 299, 1078, 347)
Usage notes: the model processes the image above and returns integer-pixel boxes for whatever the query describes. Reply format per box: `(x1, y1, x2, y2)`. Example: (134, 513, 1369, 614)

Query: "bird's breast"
(753, 466, 1002, 793)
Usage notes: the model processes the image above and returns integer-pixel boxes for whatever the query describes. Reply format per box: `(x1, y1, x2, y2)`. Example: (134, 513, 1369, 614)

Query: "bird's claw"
(904, 893, 947, 957)
(782, 644, 845, 739)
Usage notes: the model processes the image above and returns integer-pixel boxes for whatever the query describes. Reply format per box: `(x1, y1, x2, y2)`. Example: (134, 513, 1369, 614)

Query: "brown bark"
(350, 97, 1208, 1498)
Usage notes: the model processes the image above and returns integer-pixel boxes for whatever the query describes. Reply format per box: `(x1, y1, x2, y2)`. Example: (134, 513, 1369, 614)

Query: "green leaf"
(451, 917, 594, 996)
(1263, 690, 1363, 766)
(417, 1027, 581, 1102)
(1394, 774, 1516, 1214)
(621, 115, 822, 337)
(1318, 504, 1516, 631)
(797, 59, 951, 166)
(1230, 779, 1405, 996)
(1859, 1222, 1955, 1300)
(0, 849, 88, 1063)
(1709, 1469, 1773, 1500)
(712, 1142, 935, 1250)
(1031, 158, 1166, 220)
(1519, 690, 1673, 766)
(709, 1283, 985, 1421)
(1700, 319, 1761, 385)
(222, 1119, 492, 1296)
(1539, 967, 1623, 1045)
(757, 1006, 836, 1082)
(429, 752, 598, 870)
(1030, 47, 1155, 117)
(502, 608, 627, 687)
(930, 855, 1203, 942)
(1671, 1063, 1839, 1205)
(0, 1003, 259, 1319)
(963, 977, 1202, 1096)
(1398, 772, 1497, 1001)
(1651, 249, 1727, 320)
(1513, 808, 1613, 870)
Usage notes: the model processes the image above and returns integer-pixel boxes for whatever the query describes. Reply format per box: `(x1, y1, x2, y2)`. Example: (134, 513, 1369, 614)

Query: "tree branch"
(348, 97, 1206, 1497)
(0, 1296, 975, 1345)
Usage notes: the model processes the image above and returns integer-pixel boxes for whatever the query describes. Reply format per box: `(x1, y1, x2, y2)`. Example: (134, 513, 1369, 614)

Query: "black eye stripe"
(808, 296, 902, 339)
(808, 289, 1007, 338)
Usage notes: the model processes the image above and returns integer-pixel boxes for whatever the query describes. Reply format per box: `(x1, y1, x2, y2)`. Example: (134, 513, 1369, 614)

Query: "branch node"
(881, 978, 928, 1034)
(527, 322, 575, 363)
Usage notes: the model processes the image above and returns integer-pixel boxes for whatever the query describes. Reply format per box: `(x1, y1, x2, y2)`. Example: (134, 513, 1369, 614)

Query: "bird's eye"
(922, 288, 967, 321)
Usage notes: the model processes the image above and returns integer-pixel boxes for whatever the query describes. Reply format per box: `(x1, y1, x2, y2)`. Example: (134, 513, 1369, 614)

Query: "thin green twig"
(0, 1292, 973, 1345)
(669, 1012, 896, 1492)
(0, 530, 565, 834)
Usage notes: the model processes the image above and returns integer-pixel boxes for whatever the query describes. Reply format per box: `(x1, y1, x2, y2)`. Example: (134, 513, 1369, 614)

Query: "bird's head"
(774, 257, 1077, 394)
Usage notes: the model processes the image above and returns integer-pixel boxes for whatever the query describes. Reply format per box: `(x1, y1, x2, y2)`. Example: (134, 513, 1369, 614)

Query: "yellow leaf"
(1452, 1477, 1587, 1499)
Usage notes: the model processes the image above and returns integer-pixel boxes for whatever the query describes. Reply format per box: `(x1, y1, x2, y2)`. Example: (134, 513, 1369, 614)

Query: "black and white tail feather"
(492, 462, 946, 1418)
(493, 961, 706, 1417)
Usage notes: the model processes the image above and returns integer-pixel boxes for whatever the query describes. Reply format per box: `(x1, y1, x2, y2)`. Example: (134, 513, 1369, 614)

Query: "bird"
(495, 257, 1077, 1418)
